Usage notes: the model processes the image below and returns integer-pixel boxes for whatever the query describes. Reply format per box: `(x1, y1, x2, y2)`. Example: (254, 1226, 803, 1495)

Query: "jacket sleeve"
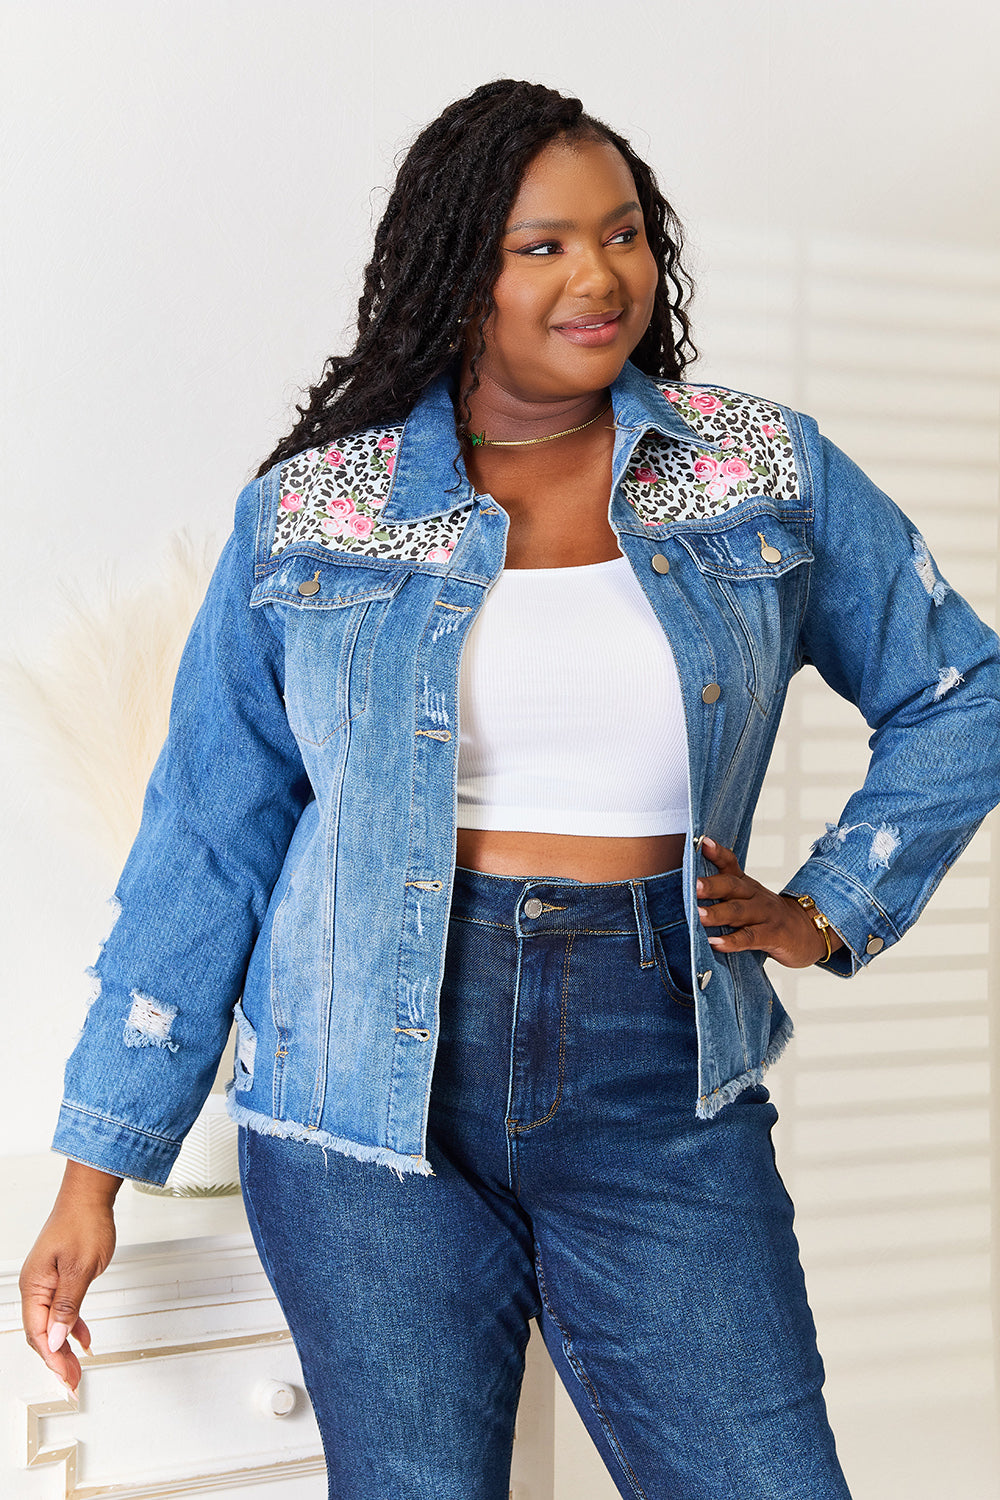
(52, 472, 312, 1183)
(781, 415, 1000, 976)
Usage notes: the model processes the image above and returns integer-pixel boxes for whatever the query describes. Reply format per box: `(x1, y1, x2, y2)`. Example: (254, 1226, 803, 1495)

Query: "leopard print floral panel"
(620, 382, 800, 527)
(269, 382, 801, 564)
(272, 425, 471, 565)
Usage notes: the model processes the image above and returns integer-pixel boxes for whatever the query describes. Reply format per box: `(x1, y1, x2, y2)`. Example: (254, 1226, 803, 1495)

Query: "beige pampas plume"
(1, 532, 219, 868)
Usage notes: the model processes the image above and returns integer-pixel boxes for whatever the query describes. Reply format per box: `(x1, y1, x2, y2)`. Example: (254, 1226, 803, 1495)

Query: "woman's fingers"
(20, 1180, 117, 1399)
(699, 837, 739, 874)
(696, 837, 828, 967)
(705, 920, 769, 952)
(697, 839, 756, 902)
(696, 839, 754, 911)
(20, 1258, 88, 1396)
(72, 1314, 94, 1355)
(699, 897, 764, 930)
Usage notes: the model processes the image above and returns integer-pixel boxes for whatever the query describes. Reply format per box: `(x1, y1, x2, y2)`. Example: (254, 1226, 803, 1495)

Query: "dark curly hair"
(256, 79, 697, 477)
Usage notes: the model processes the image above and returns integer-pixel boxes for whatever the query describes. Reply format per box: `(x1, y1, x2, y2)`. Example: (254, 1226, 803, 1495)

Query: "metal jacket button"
(702, 683, 721, 704)
(524, 898, 544, 919)
(757, 532, 782, 564)
(651, 553, 670, 574)
(865, 936, 884, 955)
(298, 571, 321, 596)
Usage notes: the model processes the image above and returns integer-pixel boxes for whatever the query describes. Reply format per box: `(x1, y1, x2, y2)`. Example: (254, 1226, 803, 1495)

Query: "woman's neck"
(461, 370, 611, 448)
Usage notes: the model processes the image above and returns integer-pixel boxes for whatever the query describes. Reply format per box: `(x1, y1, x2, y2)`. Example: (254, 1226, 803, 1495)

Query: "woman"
(20, 79, 1000, 1499)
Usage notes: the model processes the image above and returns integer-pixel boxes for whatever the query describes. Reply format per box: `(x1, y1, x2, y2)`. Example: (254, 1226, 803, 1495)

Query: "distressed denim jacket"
(53, 363, 1000, 1183)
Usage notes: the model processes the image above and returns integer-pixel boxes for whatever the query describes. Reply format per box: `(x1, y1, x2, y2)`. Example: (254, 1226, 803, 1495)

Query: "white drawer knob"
(254, 1379, 297, 1417)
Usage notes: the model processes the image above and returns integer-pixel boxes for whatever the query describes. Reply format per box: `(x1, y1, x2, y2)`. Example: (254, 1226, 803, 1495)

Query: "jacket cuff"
(53, 1101, 181, 1187)
(781, 858, 901, 978)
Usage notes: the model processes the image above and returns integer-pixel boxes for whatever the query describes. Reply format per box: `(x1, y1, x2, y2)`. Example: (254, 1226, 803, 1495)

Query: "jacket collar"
(608, 359, 719, 449)
(380, 360, 716, 524)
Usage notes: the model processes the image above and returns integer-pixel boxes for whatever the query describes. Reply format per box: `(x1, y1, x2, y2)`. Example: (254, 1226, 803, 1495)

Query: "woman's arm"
(697, 417, 1000, 971)
(51, 470, 312, 1185)
(781, 425, 1000, 971)
(52, 466, 310, 1179)
(22, 466, 311, 1384)
(20, 1160, 122, 1398)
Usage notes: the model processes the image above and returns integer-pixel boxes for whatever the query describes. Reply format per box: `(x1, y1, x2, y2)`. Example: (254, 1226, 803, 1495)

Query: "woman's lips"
(553, 311, 623, 347)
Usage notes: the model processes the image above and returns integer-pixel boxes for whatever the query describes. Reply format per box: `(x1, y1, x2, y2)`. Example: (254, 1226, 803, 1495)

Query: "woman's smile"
(463, 135, 658, 435)
(552, 309, 624, 345)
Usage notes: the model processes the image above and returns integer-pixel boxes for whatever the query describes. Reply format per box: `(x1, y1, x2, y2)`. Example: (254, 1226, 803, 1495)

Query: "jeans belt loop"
(630, 880, 656, 968)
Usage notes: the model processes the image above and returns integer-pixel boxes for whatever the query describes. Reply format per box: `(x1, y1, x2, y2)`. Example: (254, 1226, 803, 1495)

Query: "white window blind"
(696, 229, 1000, 1492)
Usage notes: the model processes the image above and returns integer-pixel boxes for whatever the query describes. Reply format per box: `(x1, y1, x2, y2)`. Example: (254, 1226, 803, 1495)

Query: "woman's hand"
(19, 1161, 122, 1399)
(697, 837, 843, 969)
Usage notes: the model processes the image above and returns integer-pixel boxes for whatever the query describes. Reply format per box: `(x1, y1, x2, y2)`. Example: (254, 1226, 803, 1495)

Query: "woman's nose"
(565, 246, 617, 298)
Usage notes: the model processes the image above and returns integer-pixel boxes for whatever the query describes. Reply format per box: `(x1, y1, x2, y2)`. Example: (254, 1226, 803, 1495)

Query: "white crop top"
(456, 555, 689, 837)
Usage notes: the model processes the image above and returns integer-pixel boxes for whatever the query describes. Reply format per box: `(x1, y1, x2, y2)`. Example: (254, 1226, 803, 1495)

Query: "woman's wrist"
(57, 1159, 124, 1208)
(782, 892, 844, 963)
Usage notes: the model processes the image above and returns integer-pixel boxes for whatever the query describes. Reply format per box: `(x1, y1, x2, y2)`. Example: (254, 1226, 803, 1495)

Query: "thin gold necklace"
(469, 400, 612, 448)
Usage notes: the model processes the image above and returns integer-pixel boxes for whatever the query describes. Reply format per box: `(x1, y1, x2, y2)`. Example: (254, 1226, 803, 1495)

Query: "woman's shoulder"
(257, 419, 407, 563)
(623, 373, 804, 519)
(649, 373, 799, 441)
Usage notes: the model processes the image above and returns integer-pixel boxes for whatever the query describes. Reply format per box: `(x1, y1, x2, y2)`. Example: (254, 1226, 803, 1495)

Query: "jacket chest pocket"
(251, 556, 411, 747)
(675, 510, 812, 715)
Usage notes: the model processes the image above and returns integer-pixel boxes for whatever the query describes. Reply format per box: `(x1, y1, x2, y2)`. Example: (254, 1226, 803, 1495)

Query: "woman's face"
(473, 136, 659, 406)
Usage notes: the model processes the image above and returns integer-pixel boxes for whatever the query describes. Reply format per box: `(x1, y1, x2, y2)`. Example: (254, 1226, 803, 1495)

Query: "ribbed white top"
(456, 555, 689, 836)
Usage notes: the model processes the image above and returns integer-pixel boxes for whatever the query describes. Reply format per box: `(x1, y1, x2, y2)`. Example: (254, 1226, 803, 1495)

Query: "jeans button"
(524, 898, 544, 919)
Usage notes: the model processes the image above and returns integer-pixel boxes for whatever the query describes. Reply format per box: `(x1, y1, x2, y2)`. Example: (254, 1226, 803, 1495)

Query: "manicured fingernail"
(48, 1323, 70, 1354)
(61, 1380, 79, 1404)
(707, 937, 723, 947)
(697, 906, 708, 919)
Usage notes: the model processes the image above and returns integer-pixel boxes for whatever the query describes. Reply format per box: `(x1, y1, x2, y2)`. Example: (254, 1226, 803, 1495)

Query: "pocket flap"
(676, 512, 811, 581)
(251, 555, 411, 610)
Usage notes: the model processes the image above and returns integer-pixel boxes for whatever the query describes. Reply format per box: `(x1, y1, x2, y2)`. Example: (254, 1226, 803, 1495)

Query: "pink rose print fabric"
(270, 380, 799, 565)
(272, 424, 471, 564)
(619, 381, 797, 525)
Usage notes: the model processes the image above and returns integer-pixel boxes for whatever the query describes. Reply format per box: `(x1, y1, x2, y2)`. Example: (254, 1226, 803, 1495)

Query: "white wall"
(2, 3, 998, 1496)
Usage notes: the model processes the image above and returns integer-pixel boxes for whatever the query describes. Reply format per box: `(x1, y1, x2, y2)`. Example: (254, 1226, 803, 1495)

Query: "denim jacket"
(53, 362, 1000, 1183)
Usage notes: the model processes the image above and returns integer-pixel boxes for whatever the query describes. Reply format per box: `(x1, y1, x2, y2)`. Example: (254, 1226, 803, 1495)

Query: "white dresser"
(0, 1153, 557, 1500)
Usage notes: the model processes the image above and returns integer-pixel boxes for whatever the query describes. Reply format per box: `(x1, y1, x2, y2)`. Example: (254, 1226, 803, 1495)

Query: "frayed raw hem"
(225, 1089, 435, 1177)
(696, 1011, 794, 1120)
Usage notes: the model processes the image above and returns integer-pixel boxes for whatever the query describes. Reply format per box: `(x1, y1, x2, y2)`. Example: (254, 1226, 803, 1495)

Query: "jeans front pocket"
(653, 922, 696, 1008)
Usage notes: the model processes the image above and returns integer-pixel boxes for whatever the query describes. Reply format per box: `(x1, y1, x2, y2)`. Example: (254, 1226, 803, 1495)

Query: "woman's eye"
(512, 227, 640, 256)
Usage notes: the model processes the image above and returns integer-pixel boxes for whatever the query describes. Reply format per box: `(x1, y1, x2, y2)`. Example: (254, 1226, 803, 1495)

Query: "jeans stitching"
(522, 926, 632, 936)
(534, 1245, 650, 1500)
(509, 933, 571, 1134)
(449, 914, 515, 931)
(452, 915, 635, 936)
(652, 929, 697, 1008)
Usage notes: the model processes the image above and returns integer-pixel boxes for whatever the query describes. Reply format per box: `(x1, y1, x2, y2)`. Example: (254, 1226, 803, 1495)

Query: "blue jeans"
(239, 865, 851, 1499)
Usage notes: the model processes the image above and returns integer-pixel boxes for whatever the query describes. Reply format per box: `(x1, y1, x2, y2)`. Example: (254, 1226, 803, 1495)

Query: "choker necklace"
(469, 400, 612, 448)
